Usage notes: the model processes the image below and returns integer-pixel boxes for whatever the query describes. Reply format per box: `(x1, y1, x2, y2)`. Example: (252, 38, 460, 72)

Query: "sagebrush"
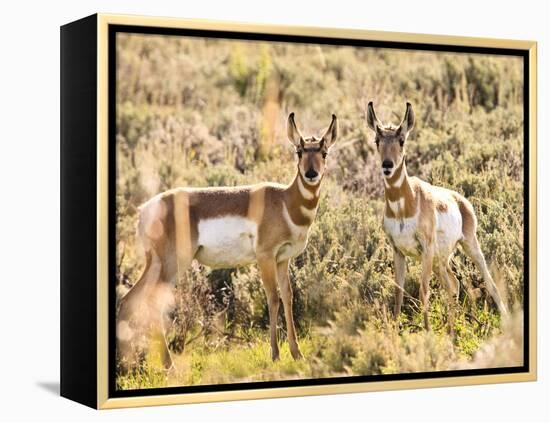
(115, 34, 524, 389)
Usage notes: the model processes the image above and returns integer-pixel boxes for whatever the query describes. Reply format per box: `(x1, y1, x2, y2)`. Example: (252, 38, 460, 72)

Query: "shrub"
(115, 33, 525, 388)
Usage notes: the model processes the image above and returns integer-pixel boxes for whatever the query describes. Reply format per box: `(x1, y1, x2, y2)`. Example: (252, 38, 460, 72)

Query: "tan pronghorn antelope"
(117, 113, 338, 369)
(366, 102, 508, 331)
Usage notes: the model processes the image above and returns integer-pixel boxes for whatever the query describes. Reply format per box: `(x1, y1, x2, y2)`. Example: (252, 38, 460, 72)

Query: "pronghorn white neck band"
(391, 165, 406, 188)
(297, 175, 315, 200)
(384, 158, 407, 188)
(300, 205, 317, 219)
(388, 198, 405, 215)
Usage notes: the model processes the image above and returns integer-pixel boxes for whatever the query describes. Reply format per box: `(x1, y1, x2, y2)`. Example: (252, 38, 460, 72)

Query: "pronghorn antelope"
(366, 102, 508, 331)
(117, 113, 338, 369)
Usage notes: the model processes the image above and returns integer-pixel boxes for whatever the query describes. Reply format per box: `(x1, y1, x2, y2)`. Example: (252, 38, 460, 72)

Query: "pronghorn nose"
(305, 169, 318, 179)
(382, 160, 394, 169)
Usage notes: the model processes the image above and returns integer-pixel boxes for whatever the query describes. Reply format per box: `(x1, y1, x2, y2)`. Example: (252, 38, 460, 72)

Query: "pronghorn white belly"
(383, 187, 464, 259)
(384, 213, 421, 257)
(196, 216, 258, 269)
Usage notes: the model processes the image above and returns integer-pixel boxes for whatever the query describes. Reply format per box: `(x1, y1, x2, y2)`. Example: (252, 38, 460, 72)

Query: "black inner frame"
(108, 24, 530, 399)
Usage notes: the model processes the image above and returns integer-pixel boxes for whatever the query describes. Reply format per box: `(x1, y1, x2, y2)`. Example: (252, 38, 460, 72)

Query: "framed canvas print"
(60, 13, 537, 409)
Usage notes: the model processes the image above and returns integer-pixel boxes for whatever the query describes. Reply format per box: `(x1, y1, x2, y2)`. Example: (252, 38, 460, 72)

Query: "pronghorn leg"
(153, 242, 197, 370)
(435, 258, 459, 336)
(447, 263, 461, 305)
(456, 263, 481, 303)
(147, 190, 197, 370)
(393, 248, 406, 318)
(137, 279, 175, 371)
(258, 255, 280, 361)
(148, 279, 179, 370)
(118, 251, 158, 322)
(148, 261, 193, 371)
(277, 259, 302, 360)
(117, 250, 162, 372)
(461, 235, 508, 316)
(419, 241, 434, 331)
(159, 315, 172, 370)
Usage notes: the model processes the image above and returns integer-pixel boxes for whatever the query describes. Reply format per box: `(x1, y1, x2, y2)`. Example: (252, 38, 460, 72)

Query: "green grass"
(117, 337, 316, 389)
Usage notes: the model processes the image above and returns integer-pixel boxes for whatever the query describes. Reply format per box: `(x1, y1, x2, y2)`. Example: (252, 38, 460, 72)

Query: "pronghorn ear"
(322, 114, 338, 148)
(287, 112, 303, 148)
(366, 101, 383, 135)
(397, 102, 415, 136)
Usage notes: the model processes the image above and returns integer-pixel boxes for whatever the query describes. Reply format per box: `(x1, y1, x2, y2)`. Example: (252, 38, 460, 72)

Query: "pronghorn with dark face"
(366, 102, 508, 331)
(117, 113, 338, 369)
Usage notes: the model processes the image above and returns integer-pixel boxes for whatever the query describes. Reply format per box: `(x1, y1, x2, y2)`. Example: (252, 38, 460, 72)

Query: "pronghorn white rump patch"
(297, 176, 315, 200)
(434, 204, 463, 258)
(431, 187, 464, 258)
(278, 202, 309, 261)
(195, 216, 258, 269)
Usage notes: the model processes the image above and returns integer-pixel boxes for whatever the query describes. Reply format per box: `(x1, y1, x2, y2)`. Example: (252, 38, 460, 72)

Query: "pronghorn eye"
(399, 137, 405, 147)
(322, 152, 327, 159)
(297, 151, 302, 159)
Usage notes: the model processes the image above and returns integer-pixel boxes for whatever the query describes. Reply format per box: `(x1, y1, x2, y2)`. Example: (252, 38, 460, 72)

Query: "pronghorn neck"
(383, 158, 417, 219)
(284, 170, 322, 226)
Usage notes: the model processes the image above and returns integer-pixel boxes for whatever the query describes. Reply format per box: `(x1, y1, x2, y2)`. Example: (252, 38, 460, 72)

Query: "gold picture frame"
(60, 13, 537, 409)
